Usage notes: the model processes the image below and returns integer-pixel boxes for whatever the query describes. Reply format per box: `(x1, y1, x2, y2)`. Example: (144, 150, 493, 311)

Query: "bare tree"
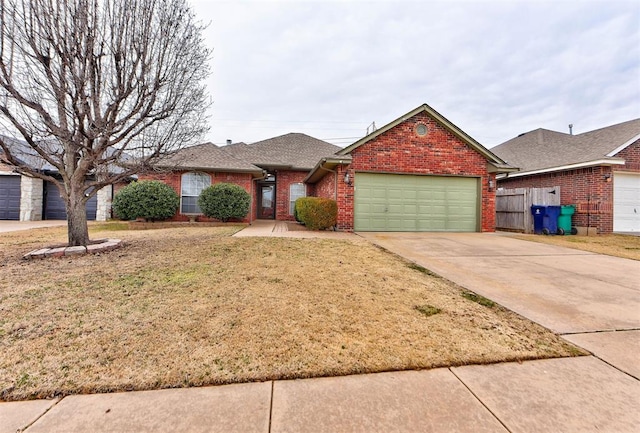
(0, 0, 210, 246)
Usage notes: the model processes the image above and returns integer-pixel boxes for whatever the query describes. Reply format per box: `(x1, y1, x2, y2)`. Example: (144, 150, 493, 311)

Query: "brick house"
(492, 119, 640, 234)
(141, 134, 341, 223)
(141, 104, 513, 231)
(304, 104, 514, 231)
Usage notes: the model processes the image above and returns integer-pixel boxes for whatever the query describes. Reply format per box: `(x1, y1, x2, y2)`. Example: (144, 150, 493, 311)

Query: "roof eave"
(606, 132, 640, 157)
(487, 162, 519, 174)
(159, 164, 263, 176)
(496, 158, 626, 179)
(304, 156, 352, 184)
(337, 103, 508, 166)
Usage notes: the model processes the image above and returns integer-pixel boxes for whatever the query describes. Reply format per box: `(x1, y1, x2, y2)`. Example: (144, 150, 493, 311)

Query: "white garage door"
(613, 172, 640, 232)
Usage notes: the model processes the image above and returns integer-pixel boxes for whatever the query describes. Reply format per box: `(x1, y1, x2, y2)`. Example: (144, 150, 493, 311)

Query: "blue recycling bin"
(543, 205, 561, 235)
(531, 205, 546, 234)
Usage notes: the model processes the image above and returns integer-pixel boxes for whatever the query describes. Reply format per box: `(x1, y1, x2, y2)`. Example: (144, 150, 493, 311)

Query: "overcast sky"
(189, 0, 640, 148)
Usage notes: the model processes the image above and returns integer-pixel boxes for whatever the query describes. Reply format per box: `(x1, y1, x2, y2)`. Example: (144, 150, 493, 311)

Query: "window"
(289, 182, 306, 215)
(181, 172, 211, 214)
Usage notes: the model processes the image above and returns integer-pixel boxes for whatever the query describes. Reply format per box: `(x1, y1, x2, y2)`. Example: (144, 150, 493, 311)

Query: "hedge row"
(294, 197, 337, 230)
(113, 181, 250, 222)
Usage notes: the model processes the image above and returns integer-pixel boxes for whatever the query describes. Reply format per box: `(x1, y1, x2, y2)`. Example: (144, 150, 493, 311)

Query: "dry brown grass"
(0, 223, 584, 401)
(510, 233, 640, 261)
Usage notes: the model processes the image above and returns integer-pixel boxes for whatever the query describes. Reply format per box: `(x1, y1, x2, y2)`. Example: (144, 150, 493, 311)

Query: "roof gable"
(336, 103, 510, 169)
(492, 118, 640, 174)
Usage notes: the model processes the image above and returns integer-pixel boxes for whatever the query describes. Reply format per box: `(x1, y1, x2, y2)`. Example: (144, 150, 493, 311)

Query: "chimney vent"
(226, 139, 232, 145)
(568, 124, 573, 135)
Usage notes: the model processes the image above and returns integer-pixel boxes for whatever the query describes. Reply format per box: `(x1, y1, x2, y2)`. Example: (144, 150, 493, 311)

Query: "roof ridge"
(575, 117, 640, 137)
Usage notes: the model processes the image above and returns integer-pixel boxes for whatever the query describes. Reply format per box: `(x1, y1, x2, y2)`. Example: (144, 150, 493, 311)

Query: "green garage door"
(354, 173, 479, 232)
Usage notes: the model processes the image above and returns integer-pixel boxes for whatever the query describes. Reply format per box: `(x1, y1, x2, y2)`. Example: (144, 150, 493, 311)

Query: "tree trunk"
(67, 195, 90, 246)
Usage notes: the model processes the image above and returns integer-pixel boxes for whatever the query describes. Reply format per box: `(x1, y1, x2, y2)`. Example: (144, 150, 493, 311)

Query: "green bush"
(198, 183, 250, 222)
(294, 197, 337, 230)
(294, 197, 311, 223)
(112, 180, 179, 221)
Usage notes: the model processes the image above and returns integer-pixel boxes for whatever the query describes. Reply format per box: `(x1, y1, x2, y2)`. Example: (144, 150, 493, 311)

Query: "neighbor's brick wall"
(334, 112, 495, 232)
(274, 170, 308, 221)
(615, 139, 640, 171)
(498, 167, 614, 233)
(497, 141, 640, 234)
(139, 171, 254, 222)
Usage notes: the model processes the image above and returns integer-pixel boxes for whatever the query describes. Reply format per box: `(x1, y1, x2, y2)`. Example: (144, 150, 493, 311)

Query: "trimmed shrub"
(294, 197, 311, 223)
(112, 180, 179, 221)
(198, 183, 250, 222)
(294, 197, 337, 230)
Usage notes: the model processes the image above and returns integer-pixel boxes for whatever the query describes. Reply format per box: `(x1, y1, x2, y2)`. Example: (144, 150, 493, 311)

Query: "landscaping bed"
(0, 224, 584, 401)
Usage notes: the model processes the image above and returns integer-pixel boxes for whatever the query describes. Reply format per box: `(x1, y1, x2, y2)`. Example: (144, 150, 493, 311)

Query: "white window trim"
(180, 172, 211, 214)
(289, 182, 307, 215)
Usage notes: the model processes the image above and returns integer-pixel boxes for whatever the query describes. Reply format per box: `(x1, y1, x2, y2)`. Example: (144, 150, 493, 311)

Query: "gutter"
(303, 156, 352, 184)
(496, 158, 626, 179)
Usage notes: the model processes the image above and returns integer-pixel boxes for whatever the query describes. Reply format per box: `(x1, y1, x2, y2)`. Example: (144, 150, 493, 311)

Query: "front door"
(258, 183, 275, 219)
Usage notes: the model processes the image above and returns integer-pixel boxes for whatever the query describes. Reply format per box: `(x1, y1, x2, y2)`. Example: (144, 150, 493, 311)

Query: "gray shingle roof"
(158, 142, 263, 173)
(492, 118, 640, 172)
(160, 134, 341, 174)
(226, 133, 342, 170)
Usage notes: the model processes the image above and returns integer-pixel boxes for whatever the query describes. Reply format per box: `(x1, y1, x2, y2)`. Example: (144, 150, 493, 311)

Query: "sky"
(189, 0, 640, 148)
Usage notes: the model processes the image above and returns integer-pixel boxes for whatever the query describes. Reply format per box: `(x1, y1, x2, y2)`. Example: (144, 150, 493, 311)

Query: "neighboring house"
(147, 104, 514, 232)
(492, 119, 640, 234)
(0, 136, 125, 221)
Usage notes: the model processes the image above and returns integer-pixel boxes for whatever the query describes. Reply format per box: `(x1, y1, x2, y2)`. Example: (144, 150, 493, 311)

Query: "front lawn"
(0, 224, 584, 401)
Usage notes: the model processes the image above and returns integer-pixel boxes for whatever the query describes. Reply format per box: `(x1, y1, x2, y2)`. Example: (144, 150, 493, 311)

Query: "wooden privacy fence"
(496, 187, 561, 233)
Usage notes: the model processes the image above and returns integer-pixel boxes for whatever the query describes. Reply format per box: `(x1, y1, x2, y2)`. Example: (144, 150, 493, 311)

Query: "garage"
(0, 175, 21, 220)
(613, 172, 640, 232)
(354, 173, 479, 231)
(44, 181, 97, 220)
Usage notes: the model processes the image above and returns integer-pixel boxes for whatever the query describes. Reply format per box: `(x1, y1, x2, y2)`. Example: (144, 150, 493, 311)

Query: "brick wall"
(616, 139, 640, 171)
(498, 167, 614, 233)
(139, 171, 254, 222)
(332, 112, 495, 231)
(314, 170, 336, 200)
(497, 141, 639, 234)
(274, 170, 308, 221)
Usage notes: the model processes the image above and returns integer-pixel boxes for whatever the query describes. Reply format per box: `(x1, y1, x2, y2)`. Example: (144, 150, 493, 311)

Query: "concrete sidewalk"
(2, 356, 638, 433)
(233, 219, 358, 240)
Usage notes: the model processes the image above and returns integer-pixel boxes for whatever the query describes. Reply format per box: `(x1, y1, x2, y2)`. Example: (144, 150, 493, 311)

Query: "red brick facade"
(497, 140, 640, 234)
(322, 112, 496, 231)
(139, 171, 254, 222)
(273, 170, 308, 221)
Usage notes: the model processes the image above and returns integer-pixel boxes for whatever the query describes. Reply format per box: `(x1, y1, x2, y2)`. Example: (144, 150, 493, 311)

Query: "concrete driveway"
(359, 232, 640, 379)
(0, 220, 67, 233)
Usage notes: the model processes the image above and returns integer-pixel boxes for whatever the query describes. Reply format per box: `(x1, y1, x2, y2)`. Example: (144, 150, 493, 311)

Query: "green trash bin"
(558, 205, 576, 235)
